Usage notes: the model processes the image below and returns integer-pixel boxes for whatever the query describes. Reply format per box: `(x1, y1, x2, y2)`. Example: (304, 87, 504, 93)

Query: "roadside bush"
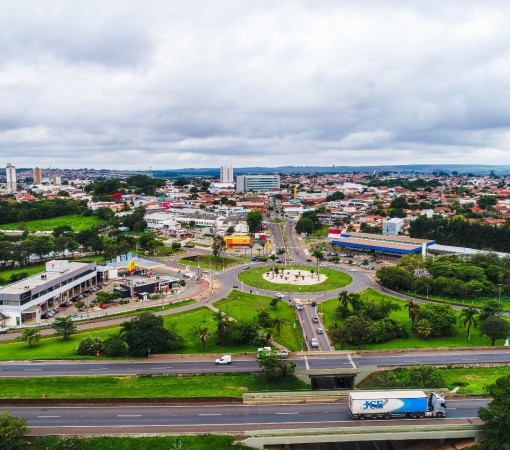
(102, 334, 128, 356)
(76, 336, 103, 356)
(418, 303, 457, 337)
(405, 365, 445, 388)
(368, 318, 408, 344)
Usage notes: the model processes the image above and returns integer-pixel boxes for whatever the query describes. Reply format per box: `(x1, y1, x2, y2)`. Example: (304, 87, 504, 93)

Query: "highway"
(1, 350, 509, 377)
(1, 399, 488, 434)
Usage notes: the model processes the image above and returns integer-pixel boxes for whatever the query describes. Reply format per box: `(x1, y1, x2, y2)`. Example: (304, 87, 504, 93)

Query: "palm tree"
(212, 235, 226, 257)
(405, 299, 420, 330)
(333, 218, 343, 229)
(348, 293, 363, 316)
(415, 319, 432, 339)
(268, 254, 277, 278)
(338, 290, 349, 317)
(311, 248, 324, 279)
(191, 324, 211, 351)
(277, 247, 286, 265)
(460, 307, 478, 340)
(272, 317, 285, 336)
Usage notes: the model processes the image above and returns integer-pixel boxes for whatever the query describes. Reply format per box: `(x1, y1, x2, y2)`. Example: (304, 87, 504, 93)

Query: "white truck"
(349, 390, 446, 420)
(215, 355, 232, 365)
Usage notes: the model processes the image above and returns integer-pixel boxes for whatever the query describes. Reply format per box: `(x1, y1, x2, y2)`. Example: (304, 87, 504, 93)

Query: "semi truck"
(349, 390, 446, 420)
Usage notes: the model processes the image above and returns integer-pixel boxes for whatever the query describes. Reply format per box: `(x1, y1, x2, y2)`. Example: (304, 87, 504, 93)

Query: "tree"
(311, 248, 324, 279)
(214, 311, 232, 346)
(246, 210, 263, 233)
(405, 299, 420, 329)
(295, 218, 315, 234)
(376, 266, 414, 291)
(191, 325, 212, 351)
(257, 350, 296, 378)
(52, 316, 77, 340)
(17, 327, 41, 348)
(212, 235, 226, 257)
(268, 254, 277, 278)
(121, 313, 184, 356)
(478, 374, 510, 449)
(459, 307, 478, 340)
(344, 315, 372, 349)
(418, 303, 457, 337)
(271, 317, 285, 336)
(478, 195, 497, 210)
(348, 293, 363, 316)
(76, 336, 103, 355)
(479, 300, 503, 324)
(480, 316, 510, 346)
(270, 298, 280, 309)
(102, 334, 128, 356)
(0, 410, 30, 450)
(415, 318, 433, 339)
(329, 323, 349, 349)
(337, 291, 350, 318)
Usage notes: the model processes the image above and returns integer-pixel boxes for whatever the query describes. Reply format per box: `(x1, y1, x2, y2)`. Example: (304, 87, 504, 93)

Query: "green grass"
(28, 435, 255, 450)
(180, 255, 240, 271)
(319, 288, 502, 349)
(0, 255, 106, 281)
(214, 290, 303, 351)
(359, 366, 510, 395)
(0, 306, 261, 360)
(309, 225, 331, 237)
(1, 215, 103, 232)
(238, 266, 352, 293)
(0, 373, 309, 399)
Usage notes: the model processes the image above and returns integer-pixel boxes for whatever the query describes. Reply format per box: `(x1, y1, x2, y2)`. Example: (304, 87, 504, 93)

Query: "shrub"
(76, 336, 103, 355)
(102, 335, 128, 356)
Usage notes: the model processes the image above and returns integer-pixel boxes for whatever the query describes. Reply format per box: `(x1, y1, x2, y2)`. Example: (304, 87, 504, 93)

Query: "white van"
(215, 355, 232, 365)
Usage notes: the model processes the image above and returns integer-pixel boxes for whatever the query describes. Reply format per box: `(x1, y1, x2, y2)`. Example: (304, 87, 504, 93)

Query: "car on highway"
(317, 327, 323, 334)
(306, 258, 312, 262)
(312, 317, 319, 323)
(310, 338, 319, 348)
(349, 268, 357, 272)
(243, 266, 250, 270)
(215, 355, 232, 365)
(275, 293, 285, 299)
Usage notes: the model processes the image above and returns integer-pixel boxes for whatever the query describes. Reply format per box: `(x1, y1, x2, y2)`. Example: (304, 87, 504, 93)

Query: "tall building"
(220, 165, 234, 183)
(33, 167, 42, 184)
(236, 174, 280, 193)
(5, 163, 16, 192)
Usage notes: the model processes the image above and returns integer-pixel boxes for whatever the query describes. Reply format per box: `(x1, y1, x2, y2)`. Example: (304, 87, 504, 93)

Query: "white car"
(349, 268, 357, 272)
(275, 293, 285, 299)
(320, 263, 327, 267)
(310, 338, 319, 348)
(317, 327, 323, 334)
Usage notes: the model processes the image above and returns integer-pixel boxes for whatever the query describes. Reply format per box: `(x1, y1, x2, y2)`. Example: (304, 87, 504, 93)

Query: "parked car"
(349, 268, 357, 272)
(99, 304, 107, 309)
(306, 258, 312, 262)
(276, 350, 289, 358)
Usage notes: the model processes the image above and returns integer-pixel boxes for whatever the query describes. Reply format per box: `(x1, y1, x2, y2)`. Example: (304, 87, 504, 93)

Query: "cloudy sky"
(1, 0, 510, 170)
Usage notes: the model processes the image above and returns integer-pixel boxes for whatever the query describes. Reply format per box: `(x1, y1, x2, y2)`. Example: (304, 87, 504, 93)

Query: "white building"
(5, 163, 16, 192)
(236, 175, 280, 193)
(382, 218, 405, 236)
(220, 165, 234, 183)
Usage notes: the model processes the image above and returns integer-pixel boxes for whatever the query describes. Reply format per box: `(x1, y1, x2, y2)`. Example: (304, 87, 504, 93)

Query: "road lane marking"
(348, 354, 356, 369)
(150, 367, 173, 369)
(38, 415, 60, 418)
(24, 369, 42, 371)
(275, 412, 299, 415)
(461, 359, 479, 361)
(304, 356, 310, 370)
(88, 368, 107, 371)
(199, 413, 222, 416)
(117, 415, 142, 417)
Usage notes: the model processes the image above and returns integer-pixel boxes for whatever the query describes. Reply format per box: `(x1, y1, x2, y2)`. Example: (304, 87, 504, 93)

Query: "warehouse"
(331, 232, 435, 256)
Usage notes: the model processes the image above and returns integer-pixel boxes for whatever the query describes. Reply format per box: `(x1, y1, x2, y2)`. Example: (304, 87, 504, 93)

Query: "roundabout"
(237, 265, 352, 293)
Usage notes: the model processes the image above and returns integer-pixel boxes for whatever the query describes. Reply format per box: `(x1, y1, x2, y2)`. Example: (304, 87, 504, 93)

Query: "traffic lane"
(303, 304, 330, 351)
(310, 303, 331, 351)
(3, 399, 487, 429)
(0, 360, 267, 377)
(353, 352, 510, 367)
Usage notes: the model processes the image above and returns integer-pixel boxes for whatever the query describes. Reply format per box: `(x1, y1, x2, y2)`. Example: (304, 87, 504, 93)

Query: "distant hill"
(151, 164, 510, 178)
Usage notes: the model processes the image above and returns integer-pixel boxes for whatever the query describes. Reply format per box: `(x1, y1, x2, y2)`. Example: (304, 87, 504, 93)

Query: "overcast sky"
(1, 0, 510, 170)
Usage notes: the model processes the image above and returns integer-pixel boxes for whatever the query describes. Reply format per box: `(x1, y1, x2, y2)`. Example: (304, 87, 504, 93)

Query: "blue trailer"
(349, 390, 446, 420)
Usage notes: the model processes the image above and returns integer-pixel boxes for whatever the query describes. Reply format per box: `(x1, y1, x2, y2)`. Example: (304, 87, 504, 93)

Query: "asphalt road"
(1, 399, 488, 434)
(1, 350, 509, 377)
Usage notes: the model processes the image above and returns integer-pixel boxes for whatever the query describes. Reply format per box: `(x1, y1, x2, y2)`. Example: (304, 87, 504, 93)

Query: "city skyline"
(1, 1, 510, 170)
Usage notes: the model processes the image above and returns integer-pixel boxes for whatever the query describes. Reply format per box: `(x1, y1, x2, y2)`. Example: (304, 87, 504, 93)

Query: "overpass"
(245, 421, 482, 449)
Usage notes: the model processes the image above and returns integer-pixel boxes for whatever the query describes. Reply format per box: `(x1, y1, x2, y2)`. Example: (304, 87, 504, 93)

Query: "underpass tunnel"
(310, 375, 355, 390)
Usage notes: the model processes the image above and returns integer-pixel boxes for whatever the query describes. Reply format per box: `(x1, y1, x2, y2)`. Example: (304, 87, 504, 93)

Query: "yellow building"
(224, 235, 251, 249)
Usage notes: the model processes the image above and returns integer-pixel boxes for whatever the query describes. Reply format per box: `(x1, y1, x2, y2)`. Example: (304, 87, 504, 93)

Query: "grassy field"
(214, 290, 303, 351)
(28, 435, 256, 450)
(238, 266, 352, 293)
(319, 288, 499, 349)
(0, 373, 309, 399)
(180, 255, 240, 271)
(360, 366, 510, 395)
(0, 255, 106, 280)
(0, 306, 257, 360)
(0, 215, 103, 232)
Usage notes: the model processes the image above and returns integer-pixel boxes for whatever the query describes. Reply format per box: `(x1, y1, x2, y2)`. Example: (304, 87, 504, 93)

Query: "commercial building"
(5, 163, 16, 192)
(0, 260, 99, 327)
(220, 165, 234, 183)
(236, 175, 280, 193)
(331, 232, 435, 256)
(224, 235, 251, 249)
(33, 167, 42, 184)
(382, 218, 405, 236)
